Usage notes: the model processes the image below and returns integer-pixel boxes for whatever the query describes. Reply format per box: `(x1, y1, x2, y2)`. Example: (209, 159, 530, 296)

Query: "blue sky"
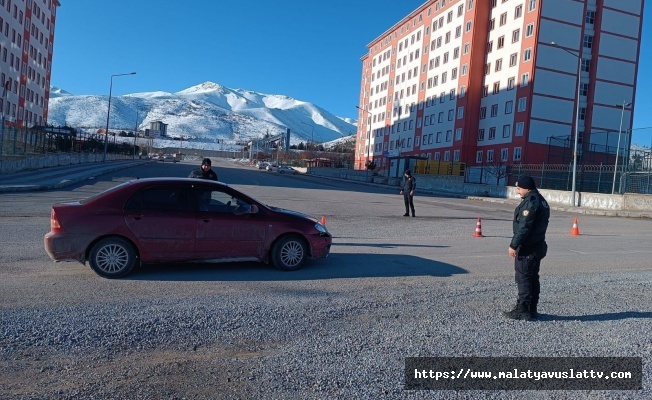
(51, 1, 651, 146)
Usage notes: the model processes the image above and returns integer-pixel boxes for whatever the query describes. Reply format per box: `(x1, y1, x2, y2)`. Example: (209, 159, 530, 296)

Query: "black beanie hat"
(202, 158, 211, 166)
(404, 169, 412, 176)
(516, 175, 536, 190)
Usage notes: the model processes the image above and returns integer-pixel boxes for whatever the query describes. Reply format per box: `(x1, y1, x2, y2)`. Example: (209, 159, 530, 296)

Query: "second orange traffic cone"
(320, 216, 327, 226)
(569, 218, 581, 236)
(474, 217, 484, 237)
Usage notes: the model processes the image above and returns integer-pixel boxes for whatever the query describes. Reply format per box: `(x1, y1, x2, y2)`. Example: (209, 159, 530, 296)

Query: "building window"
(505, 101, 513, 114)
(482, 85, 489, 97)
(515, 4, 523, 18)
(508, 77, 515, 90)
(436, 131, 442, 142)
(491, 104, 498, 117)
(478, 129, 485, 141)
(457, 107, 464, 119)
(434, 152, 441, 161)
(495, 59, 503, 72)
(455, 128, 462, 140)
(523, 48, 532, 62)
(515, 122, 524, 136)
(583, 35, 593, 49)
(448, 109, 454, 121)
(466, 21, 472, 32)
(462, 64, 468, 75)
(487, 41, 493, 53)
(502, 124, 511, 138)
(487, 149, 494, 162)
(500, 12, 507, 26)
(444, 150, 450, 161)
(579, 107, 587, 121)
(459, 86, 466, 98)
(489, 127, 496, 140)
(512, 29, 520, 43)
(528, 0, 536, 12)
(580, 82, 588, 97)
(446, 130, 453, 141)
(498, 36, 505, 49)
(518, 97, 527, 112)
(493, 82, 500, 94)
(581, 59, 590, 73)
(480, 107, 487, 119)
(586, 10, 595, 25)
(501, 148, 508, 161)
(453, 149, 460, 161)
(456, 26, 462, 38)
(514, 147, 522, 161)
(525, 23, 534, 37)
(510, 53, 518, 66)
(489, 18, 495, 31)
(521, 73, 529, 87)
(476, 150, 483, 163)
(485, 63, 491, 75)
(450, 89, 456, 100)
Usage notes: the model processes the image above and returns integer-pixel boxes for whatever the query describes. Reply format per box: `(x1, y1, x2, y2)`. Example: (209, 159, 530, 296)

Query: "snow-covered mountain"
(47, 82, 357, 148)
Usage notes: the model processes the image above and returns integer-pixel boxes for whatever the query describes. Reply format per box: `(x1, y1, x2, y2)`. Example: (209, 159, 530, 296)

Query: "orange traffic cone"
(474, 217, 484, 237)
(320, 216, 327, 226)
(570, 218, 581, 236)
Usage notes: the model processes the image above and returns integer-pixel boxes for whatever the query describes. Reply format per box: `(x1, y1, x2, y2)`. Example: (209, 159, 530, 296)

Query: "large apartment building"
(355, 0, 644, 181)
(0, 0, 59, 130)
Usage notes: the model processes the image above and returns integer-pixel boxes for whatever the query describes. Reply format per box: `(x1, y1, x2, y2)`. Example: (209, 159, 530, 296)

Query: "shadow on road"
(126, 253, 468, 282)
(539, 311, 652, 322)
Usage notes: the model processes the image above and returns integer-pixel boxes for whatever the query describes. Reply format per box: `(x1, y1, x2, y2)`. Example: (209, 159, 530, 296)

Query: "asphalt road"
(1, 159, 650, 398)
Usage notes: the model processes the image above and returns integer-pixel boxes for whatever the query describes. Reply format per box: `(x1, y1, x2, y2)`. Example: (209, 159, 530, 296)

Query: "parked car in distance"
(277, 166, 298, 175)
(44, 178, 332, 278)
(257, 162, 270, 170)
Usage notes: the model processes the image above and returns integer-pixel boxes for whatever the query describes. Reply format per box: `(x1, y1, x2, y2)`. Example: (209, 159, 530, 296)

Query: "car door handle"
(127, 214, 144, 220)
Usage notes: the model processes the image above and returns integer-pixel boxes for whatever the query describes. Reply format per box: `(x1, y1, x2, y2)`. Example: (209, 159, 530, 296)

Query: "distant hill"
(47, 82, 356, 149)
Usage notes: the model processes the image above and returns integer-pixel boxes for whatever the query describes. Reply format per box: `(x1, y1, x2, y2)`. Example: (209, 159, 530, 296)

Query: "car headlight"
(315, 223, 328, 234)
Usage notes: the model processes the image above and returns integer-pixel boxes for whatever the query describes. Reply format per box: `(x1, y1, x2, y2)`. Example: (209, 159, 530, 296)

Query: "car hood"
(268, 206, 317, 222)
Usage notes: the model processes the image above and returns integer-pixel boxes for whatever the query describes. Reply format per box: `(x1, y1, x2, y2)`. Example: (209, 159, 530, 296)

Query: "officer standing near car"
(503, 175, 550, 321)
(400, 169, 416, 217)
(188, 158, 218, 181)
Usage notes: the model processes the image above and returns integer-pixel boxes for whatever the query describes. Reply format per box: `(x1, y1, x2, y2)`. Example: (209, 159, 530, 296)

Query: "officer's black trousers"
(514, 254, 540, 306)
(404, 194, 415, 215)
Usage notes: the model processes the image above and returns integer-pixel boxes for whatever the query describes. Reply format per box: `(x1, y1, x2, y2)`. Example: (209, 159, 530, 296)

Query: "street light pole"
(103, 72, 136, 162)
(612, 100, 632, 194)
(551, 42, 581, 206)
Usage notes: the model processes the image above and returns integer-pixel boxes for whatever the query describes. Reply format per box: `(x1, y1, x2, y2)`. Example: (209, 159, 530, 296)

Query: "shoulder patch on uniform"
(522, 210, 530, 216)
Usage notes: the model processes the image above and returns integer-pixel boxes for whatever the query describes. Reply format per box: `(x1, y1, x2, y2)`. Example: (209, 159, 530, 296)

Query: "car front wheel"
(271, 235, 307, 271)
(88, 237, 137, 278)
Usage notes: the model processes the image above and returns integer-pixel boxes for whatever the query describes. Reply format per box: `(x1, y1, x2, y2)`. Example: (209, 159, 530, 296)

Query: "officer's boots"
(503, 303, 535, 321)
(530, 303, 538, 320)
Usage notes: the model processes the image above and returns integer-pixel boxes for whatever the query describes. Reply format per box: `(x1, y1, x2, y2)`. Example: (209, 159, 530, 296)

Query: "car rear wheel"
(271, 235, 307, 271)
(89, 237, 137, 278)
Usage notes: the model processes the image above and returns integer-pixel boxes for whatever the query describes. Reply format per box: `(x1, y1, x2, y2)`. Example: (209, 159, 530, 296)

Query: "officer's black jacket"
(510, 189, 550, 252)
(188, 168, 218, 181)
(402, 176, 416, 192)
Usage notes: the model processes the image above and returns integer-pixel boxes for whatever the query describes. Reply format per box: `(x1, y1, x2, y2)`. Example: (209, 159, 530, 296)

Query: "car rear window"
(79, 181, 133, 204)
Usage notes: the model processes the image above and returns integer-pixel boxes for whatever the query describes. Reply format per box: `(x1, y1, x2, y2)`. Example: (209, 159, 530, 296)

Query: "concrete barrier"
(0, 153, 131, 174)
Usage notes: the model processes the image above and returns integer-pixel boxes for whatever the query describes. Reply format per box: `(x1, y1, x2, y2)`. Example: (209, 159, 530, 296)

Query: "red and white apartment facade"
(355, 0, 644, 181)
(0, 0, 59, 130)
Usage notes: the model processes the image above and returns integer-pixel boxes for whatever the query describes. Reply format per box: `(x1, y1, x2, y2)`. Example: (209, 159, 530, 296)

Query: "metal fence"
(505, 160, 652, 195)
(0, 126, 140, 160)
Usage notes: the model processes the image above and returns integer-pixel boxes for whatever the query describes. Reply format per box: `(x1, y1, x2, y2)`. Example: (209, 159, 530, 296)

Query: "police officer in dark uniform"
(189, 158, 218, 181)
(400, 169, 416, 217)
(503, 175, 550, 321)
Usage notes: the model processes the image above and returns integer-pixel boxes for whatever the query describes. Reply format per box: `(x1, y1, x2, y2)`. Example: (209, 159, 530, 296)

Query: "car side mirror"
(249, 205, 259, 214)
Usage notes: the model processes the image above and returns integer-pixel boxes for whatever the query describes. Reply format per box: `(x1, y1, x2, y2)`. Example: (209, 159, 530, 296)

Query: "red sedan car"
(44, 178, 332, 278)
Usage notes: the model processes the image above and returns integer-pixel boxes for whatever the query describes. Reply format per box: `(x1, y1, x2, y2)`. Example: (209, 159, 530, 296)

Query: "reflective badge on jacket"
(522, 210, 529, 216)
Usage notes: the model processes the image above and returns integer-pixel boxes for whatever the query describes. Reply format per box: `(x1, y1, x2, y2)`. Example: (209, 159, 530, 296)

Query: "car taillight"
(50, 209, 62, 232)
